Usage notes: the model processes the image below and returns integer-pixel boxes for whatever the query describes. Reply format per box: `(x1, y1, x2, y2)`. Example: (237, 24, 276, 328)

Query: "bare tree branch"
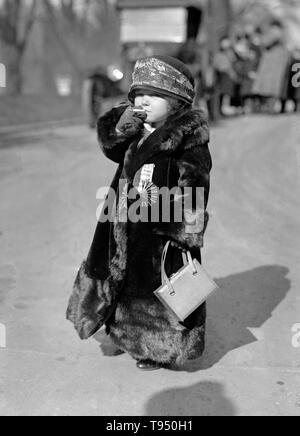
(61, 0, 76, 23)
(43, 0, 83, 78)
(0, 0, 37, 51)
(0, 0, 16, 45)
(18, 0, 37, 51)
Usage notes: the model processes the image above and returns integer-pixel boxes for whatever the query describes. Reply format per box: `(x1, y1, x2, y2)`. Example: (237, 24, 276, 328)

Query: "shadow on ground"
(183, 265, 290, 372)
(144, 381, 236, 416)
(95, 265, 290, 371)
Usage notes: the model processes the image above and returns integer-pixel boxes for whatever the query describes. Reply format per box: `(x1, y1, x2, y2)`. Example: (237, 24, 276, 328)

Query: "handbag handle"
(160, 241, 197, 296)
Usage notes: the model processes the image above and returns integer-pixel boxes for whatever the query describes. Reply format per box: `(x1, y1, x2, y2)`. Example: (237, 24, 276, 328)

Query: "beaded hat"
(128, 55, 195, 104)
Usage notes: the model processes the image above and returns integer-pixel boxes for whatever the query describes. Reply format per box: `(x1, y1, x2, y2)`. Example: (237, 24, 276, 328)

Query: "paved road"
(0, 114, 299, 416)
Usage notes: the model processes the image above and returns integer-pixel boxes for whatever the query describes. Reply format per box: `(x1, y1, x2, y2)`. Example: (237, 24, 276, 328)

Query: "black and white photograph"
(0, 0, 300, 418)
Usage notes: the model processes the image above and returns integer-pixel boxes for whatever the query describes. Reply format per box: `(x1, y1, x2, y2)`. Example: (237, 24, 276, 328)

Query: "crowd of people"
(177, 20, 300, 121)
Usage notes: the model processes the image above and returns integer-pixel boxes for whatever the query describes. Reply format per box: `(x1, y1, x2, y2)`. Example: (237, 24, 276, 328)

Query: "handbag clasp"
(167, 283, 176, 296)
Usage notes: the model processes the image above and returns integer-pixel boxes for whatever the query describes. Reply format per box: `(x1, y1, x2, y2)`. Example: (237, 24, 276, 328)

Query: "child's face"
(134, 92, 169, 126)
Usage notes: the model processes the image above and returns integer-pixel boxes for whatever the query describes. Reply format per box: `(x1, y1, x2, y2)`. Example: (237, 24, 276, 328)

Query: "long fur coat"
(67, 104, 212, 366)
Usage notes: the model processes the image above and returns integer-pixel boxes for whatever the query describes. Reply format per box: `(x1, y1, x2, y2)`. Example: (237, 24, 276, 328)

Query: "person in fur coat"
(67, 55, 212, 370)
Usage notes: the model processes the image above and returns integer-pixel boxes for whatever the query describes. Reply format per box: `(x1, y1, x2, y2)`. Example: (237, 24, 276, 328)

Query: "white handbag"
(154, 241, 219, 322)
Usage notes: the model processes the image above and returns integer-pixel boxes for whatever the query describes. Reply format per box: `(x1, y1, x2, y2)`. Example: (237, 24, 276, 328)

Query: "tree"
(0, 0, 37, 94)
(43, 0, 112, 70)
(51, 0, 111, 32)
(0, 0, 118, 95)
(43, 0, 83, 80)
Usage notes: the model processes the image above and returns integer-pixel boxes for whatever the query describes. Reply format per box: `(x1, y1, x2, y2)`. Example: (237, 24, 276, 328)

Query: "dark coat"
(67, 104, 212, 365)
(214, 51, 237, 97)
(252, 43, 291, 99)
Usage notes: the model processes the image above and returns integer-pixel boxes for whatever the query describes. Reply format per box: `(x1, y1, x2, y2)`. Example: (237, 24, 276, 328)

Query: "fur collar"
(123, 108, 209, 180)
(154, 107, 210, 153)
(98, 106, 209, 181)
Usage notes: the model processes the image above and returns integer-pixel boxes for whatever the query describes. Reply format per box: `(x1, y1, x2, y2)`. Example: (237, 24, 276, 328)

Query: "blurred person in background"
(231, 32, 251, 114)
(214, 37, 238, 116)
(203, 52, 219, 122)
(249, 27, 264, 68)
(252, 19, 291, 114)
(177, 40, 221, 121)
(176, 39, 205, 109)
(246, 27, 265, 113)
(83, 66, 123, 128)
(235, 28, 264, 113)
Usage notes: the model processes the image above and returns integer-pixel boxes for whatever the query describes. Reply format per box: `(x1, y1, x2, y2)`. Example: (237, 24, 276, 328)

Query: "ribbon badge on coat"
(137, 164, 159, 207)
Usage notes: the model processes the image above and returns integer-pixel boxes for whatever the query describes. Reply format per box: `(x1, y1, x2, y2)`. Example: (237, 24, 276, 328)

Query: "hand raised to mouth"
(131, 106, 148, 120)
(115, 106, 147, 136)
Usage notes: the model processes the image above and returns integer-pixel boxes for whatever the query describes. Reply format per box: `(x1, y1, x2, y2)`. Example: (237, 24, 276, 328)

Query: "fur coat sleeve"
(97, 105, 142, 163)
(152, 129, 212, 251)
